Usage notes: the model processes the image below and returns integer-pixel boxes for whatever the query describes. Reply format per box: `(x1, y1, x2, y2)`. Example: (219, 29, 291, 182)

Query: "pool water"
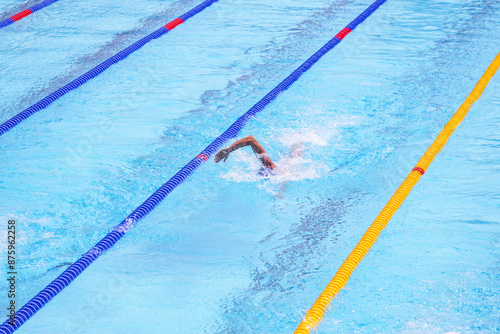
(0, 0, 499, 333)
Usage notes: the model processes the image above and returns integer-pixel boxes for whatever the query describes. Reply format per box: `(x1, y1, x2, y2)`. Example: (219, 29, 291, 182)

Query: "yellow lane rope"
(294, 51, 500, 334)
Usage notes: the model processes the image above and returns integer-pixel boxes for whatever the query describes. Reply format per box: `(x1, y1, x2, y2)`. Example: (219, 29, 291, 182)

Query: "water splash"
(219, 127, 332, 192)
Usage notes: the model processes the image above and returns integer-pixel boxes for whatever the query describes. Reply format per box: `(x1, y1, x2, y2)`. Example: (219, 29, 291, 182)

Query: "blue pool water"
(1, 0, 499, 333)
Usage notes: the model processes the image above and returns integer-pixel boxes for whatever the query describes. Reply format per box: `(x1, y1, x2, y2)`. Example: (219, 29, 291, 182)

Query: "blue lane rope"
(0, 0, 60, 29)
(0, 0, 219, 138)
(0, 0, 386, 332)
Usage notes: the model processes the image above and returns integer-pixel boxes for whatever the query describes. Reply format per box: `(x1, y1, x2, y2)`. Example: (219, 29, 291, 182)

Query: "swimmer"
(215, 135, 277, 170)
(216, 136, 303, 198)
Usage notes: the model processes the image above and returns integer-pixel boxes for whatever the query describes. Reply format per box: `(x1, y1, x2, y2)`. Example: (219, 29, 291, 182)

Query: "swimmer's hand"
(215, 148, 230, 163)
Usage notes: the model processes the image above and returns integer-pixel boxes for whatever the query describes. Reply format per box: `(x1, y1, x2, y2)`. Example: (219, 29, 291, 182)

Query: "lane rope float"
(0, 0, 60, 29)
(294, 51, 500, 334)
(0, 0, 219, 138)
(0, 1, 387, 332)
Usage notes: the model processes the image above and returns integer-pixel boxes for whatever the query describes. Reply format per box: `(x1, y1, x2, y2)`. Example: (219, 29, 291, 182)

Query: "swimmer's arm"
(215, 136, 264, 161)
(215, 136, 276, 169)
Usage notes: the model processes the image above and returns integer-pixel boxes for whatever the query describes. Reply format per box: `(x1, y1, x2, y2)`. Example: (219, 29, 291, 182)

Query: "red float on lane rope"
(165, 17, 184, 31)
(11, 9, 33, 21)
(197, 154, 209, 161)
(335, 27, 351, 40)
(412, 167, 425, 175)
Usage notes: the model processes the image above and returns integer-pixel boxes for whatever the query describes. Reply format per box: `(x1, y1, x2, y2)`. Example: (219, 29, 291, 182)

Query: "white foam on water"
(219, 114, 363, 195)
(221, 148, 327, 182)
